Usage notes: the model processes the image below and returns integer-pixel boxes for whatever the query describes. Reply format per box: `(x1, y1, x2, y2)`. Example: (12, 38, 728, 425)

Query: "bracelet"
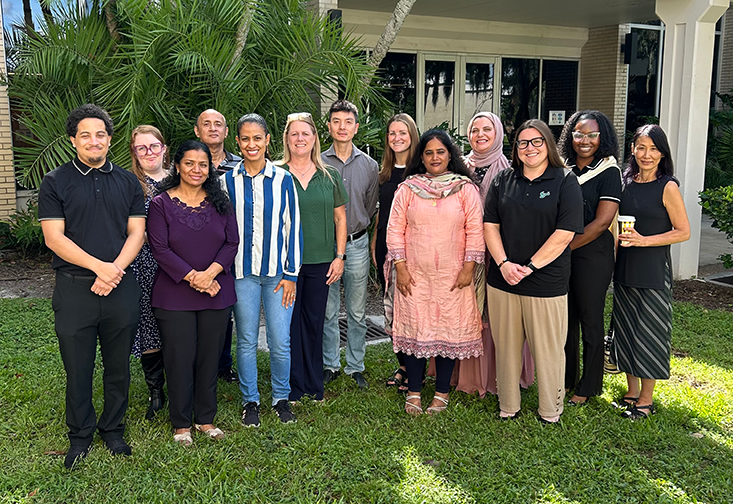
(394, 258, 406, 264)
(498, 257, 509, 267)
(526, 260, 538, 272)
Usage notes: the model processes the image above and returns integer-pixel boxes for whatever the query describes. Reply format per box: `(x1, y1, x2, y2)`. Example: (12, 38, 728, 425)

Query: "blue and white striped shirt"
(224, 160, 302, 282)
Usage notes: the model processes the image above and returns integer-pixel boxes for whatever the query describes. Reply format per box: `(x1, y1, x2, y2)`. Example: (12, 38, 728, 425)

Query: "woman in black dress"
(370, 114, 419, 392)
(129, 125, 169, 420)
(611, 124, 690, 420)
(557, 110, 622, 405)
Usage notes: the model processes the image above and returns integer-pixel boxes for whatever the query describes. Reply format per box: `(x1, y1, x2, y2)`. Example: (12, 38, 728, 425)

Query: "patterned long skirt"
(610, 266, 673, 380)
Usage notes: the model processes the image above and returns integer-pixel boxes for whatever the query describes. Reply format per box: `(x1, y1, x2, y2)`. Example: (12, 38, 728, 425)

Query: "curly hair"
(65, 104, 114, 137)
(625, 124, 675, 184)
(557, 110, 619, 164)
(157, 140, 232, 215)
(405, 129, 476, 181)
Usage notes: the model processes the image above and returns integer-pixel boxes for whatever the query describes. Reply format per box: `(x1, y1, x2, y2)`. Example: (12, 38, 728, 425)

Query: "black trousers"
(155, 307, 230, 429)
(404, 354, 455, 394)
(564, 231, 615, 397)
(289, 263, 330, 401)
(53, 271, 140, 446)
(218, 316, 234, 373)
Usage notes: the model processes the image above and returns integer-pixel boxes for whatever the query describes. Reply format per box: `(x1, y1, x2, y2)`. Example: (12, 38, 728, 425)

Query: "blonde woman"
(278, 113, 348, 402)
(129, 125, 168, 420)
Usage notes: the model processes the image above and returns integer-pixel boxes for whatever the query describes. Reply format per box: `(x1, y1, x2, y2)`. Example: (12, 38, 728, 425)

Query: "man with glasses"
(321, 100, 379, 389)
(194, 109, 242, 384)
(39, 104, 146, 468)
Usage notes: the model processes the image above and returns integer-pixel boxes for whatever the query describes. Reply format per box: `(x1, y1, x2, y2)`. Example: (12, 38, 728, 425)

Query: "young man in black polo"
(39, 104, 146, 469)
(194, 108, 241, 383)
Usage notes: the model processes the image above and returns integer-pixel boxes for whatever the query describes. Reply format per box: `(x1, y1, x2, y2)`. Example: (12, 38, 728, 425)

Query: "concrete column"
(0, 10, 16, 221)
(306, 0, 339, 116)
(656, 0, 728, 279)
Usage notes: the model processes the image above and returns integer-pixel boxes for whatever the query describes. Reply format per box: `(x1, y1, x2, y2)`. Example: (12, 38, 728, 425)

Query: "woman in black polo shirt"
(557, 111, 622, 406)
(484, 119, 584, 423)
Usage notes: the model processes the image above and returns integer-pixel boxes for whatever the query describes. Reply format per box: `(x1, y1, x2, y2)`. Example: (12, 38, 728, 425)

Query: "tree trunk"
(105, 0, 121, 41)
(363, 0, 416, 83)
(22, 0, 35, 31)
(230, 1, 255, 69)
(40, 0, 54, 27)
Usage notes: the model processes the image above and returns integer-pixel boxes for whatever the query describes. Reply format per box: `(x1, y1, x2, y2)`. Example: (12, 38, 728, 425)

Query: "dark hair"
(66, 104, 114, 137)
(327, 99, 359, 122)
(157, 140, 232, 215)
(237, 113, 271, 160)
(625, 124, 675, 183)
(405, 129, 476, 181)
(510, 119, 565, 170)
(557, 110, 619, 164)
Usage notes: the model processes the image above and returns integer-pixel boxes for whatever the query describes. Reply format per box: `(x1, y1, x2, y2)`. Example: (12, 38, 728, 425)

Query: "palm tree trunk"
(363, 0, 416, 83)
(230, 1, 255, 68)
(22, 0, 35, 31)
(105, 0, 121, 41)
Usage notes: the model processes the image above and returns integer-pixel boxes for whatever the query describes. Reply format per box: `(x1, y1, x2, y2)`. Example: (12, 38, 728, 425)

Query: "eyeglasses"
(572, 131, 601, 141)
(287, 112, 313, 122)
(516, 137, 545, 150)
(133, 143, 164, 156)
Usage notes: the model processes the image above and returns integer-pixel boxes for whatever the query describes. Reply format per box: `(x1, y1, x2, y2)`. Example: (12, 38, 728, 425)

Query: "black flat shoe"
(350, 372, 368, 389)
(218, 367, 239, 383)
(567, 396, 589, 406)
(323, 369, 341, 385)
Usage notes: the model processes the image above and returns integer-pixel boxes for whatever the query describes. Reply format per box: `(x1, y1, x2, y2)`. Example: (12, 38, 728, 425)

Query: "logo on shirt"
(539, 191, 551, 199)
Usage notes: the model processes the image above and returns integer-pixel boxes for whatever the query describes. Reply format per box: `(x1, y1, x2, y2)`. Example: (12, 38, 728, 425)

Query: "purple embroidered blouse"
(147, 192, 239, 311)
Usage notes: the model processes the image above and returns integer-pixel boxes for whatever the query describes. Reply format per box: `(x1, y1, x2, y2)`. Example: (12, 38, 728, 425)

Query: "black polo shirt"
(567, 156, 622, 226)
(484, 165, 584, 297)
(38, 158, 146, 276)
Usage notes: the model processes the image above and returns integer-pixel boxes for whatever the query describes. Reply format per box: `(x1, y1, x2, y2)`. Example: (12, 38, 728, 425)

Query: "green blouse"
(284, 164, 349, 265)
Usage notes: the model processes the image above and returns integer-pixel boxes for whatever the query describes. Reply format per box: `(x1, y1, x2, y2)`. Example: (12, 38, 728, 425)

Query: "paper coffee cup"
(618, 215, 636, 245)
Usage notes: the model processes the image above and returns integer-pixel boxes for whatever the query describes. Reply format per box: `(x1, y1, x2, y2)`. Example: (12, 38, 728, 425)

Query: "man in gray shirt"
(321, 100, 379, 389)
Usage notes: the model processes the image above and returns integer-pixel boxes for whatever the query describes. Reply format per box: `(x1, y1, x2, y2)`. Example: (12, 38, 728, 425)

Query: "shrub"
(8, 198, 46, 257)
(699, 185, 733, 268)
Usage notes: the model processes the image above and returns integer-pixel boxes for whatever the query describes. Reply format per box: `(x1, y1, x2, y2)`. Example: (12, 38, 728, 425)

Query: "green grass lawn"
(0, 297, 731, 503)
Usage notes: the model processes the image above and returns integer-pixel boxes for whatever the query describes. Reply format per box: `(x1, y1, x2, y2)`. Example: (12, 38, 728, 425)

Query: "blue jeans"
(323, 233, 370, 375)
(233, 275, 293, 406)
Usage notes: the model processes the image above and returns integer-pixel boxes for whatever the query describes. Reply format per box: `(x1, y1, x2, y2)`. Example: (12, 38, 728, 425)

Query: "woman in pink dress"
(453, 112, 536, 397)
(386, 129, 484, 416)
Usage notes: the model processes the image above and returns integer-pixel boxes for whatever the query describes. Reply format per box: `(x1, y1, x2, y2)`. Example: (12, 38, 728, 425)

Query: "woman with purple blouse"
(147, 140, 238, 446)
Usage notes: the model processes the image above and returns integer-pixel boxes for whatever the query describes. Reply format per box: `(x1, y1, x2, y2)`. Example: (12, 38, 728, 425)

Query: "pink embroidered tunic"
(386, 176, 484, 359)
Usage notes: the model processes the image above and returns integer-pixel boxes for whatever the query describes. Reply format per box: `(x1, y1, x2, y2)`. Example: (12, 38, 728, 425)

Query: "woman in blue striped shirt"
(223, 114, 303, 428)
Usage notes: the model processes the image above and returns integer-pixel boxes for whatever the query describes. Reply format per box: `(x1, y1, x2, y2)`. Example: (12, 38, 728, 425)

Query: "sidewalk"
(698, 213, 730, 278)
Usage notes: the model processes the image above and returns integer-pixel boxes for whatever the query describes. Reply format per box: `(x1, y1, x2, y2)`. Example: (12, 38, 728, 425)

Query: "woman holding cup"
(610, 124, 690, 420)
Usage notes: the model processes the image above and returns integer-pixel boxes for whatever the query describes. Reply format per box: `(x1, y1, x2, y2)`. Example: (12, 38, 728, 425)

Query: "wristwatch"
(526, 260, 538, 272)
(336, 253, 346, 260)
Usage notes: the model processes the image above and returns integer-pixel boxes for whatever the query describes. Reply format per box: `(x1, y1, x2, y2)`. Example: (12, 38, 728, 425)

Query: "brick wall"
(578, 25, 630, 160)
(719, 8, 733, 104)
(0, 18, 15, 221)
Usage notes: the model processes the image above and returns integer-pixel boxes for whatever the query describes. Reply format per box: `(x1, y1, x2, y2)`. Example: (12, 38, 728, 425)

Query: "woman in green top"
(279, 112, 348, 401)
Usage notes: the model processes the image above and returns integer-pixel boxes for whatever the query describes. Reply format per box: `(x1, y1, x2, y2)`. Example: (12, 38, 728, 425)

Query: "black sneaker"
(105, 438, 132, 456)
(219, 367, 239, 383)
(242, 402, 260, 428)
(64, 444, 91, 469)
(323, 369, 341, 385)
(349, 371, 369, 389)
(273, 399, 297, 424)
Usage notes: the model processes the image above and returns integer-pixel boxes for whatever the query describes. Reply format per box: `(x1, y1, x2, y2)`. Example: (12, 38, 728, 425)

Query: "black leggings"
(403, 354, 455, 394)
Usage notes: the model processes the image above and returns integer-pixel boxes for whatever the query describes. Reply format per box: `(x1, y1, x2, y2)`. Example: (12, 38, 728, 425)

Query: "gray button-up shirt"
(321, 144, 379, 235)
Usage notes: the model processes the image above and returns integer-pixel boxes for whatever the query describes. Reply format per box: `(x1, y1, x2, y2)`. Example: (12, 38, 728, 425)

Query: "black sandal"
(386, 368, 407, 388)
(613, 396, 638, 409)
(622, 403, 655, 420)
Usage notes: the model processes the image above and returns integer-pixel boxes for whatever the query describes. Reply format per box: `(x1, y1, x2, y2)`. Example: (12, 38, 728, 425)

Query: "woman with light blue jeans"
(223, 114, 302, 427)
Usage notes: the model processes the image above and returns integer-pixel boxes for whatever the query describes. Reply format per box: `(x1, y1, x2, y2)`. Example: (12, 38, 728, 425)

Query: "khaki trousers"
(487, 286, 567, 418)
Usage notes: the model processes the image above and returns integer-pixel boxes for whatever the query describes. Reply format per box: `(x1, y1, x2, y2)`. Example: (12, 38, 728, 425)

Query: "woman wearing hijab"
(448, 112, 535, 398)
